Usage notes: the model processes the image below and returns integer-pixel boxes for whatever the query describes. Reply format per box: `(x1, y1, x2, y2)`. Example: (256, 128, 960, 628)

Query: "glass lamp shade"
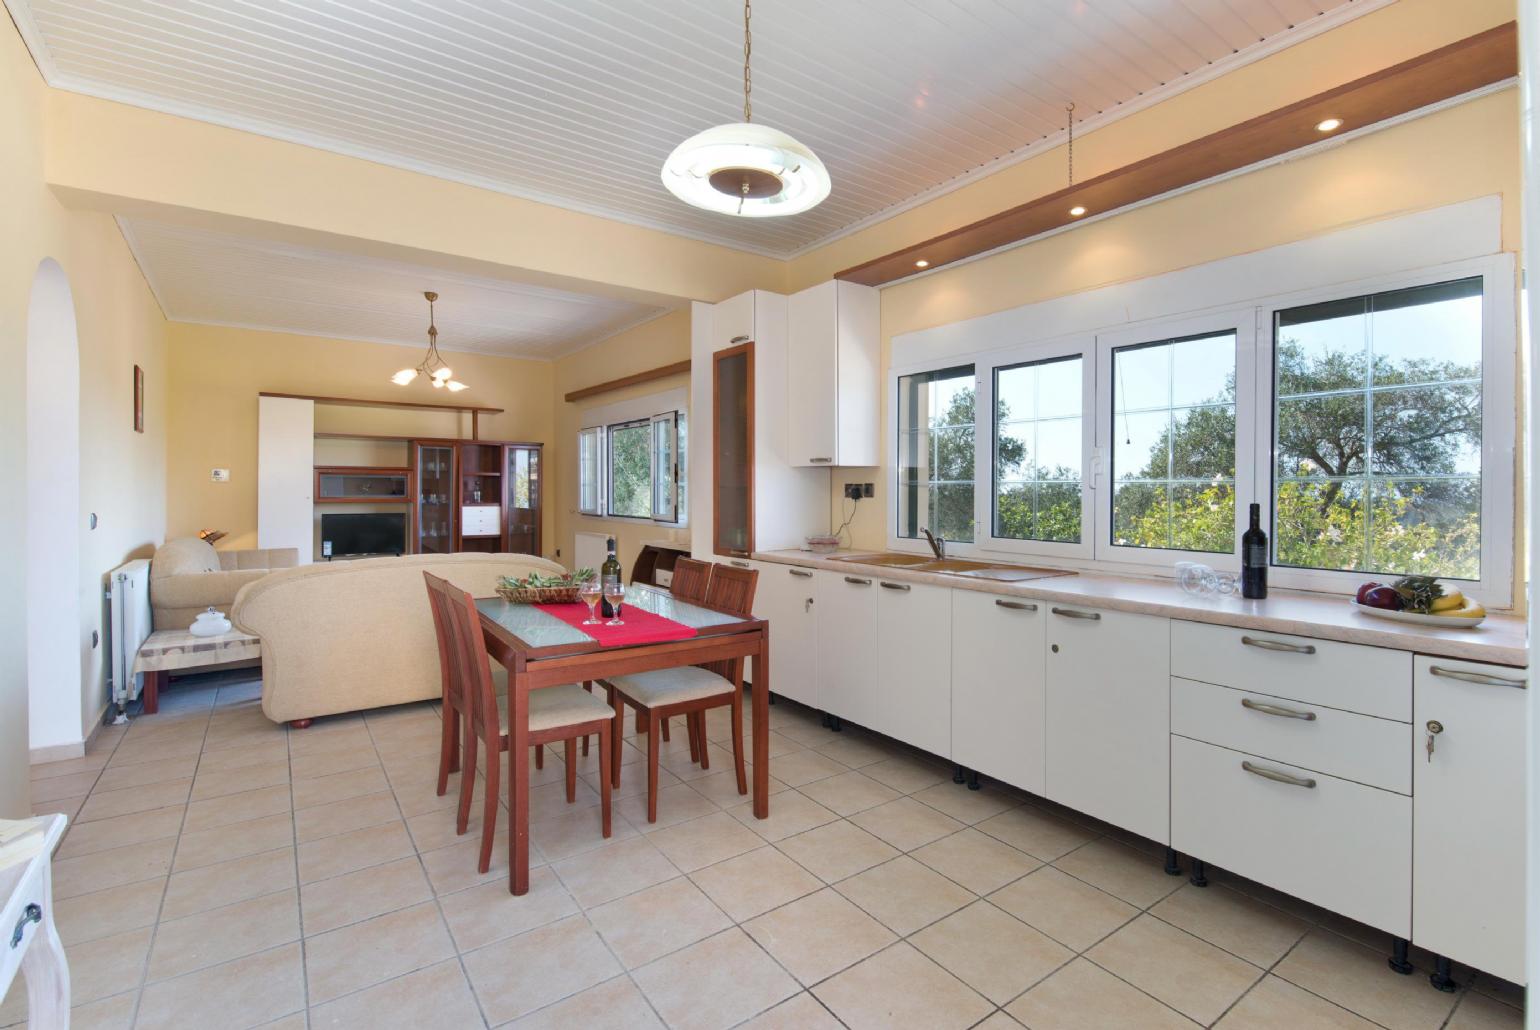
(431, 366, 453, 381)
(661, 122, 830, 217)
(391, 368, 418, 385)
(445, 380, 468, 392)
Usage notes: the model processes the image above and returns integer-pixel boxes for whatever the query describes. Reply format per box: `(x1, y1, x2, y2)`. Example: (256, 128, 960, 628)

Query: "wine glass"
(604, 581, 626, 626)
(578, 577, 602, 626)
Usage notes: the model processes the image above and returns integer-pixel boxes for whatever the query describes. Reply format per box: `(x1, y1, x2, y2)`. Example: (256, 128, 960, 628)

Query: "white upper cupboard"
(874, 579, 952, 758)
(257, 395, 315, 563)
(951, 590, 1046, 794)
(787, 280, 880, 468)
(1045, 604, 1170, 843)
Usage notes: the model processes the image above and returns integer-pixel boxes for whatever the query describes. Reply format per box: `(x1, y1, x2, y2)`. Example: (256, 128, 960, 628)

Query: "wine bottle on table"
(601, 537, 622, 618)
(1241, 502, 1268, 599)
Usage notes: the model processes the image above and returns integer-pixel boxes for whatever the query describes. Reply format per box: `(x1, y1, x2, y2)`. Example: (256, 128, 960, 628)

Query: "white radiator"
(574, 531, 608, 575)
(108, 559, 152, 711)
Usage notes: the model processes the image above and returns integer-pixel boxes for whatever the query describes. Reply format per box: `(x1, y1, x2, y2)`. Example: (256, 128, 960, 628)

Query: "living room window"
(577, 393, 686, 525)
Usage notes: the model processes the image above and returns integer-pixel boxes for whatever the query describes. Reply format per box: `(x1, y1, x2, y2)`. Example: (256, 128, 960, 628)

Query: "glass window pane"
(1171, 406, 1235, 479)
(1113, 410, 1171, 482)
(1036, 482, 1082, 542)
(1273, 479, 1369, 572)
(651, 413, 677, 522)
(578, 428, 601, 514)
(1113, 482, 1168, 548)
(1370, 279, 1482, 387)
(992, 356, 1081, 544)
(1035, 418, 1080, 480)
(1276, 297, 1368, 396)
(1276, 395, 1367, 479)
(1369, 383, 1480, 476)
(898, 365, 975, 543)
(607, 422, 651, 519)
(1367, 478, 1481, 579)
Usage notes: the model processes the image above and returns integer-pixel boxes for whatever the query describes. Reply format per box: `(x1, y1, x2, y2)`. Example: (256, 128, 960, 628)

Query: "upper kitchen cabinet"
(787, 281, 880, 467)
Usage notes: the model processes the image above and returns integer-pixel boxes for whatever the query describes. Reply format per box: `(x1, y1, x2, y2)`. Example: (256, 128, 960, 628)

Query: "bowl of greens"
(496, 568, 596, 604)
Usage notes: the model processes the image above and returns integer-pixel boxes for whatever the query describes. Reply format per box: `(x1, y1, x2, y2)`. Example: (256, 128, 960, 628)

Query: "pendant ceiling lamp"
(392, 291, 467, 392)
(661, 0, 830, 218)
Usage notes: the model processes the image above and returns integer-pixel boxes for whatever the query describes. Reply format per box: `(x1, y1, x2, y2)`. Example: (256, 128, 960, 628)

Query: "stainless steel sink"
(828, 552, 933, 568)
(827, 552, 1075, 582)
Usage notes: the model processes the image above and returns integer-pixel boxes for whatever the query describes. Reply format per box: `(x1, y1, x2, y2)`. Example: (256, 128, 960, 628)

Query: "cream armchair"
(232, 551, 564, 725)
(150, 537, 299, 630)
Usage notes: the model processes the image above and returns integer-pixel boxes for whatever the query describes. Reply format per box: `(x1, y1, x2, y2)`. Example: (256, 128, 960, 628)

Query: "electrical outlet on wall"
(210, 468, 230, 483)
(843, 482, 874, 500)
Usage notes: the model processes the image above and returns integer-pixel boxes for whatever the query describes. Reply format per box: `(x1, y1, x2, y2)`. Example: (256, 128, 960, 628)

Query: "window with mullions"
(1273, 278, 1482, 579)
(993, 355, 1083, 543)
(897, 364, 976, 543)
(1110, 331, 1237, 553)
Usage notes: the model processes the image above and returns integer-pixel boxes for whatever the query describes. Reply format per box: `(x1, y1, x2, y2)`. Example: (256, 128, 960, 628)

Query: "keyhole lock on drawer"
(1050, 644, 1059, 654)
(1425, 720, 1444, 762)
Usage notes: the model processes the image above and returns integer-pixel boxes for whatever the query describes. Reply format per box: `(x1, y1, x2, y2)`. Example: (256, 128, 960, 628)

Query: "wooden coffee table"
(132, 628, 262, 714)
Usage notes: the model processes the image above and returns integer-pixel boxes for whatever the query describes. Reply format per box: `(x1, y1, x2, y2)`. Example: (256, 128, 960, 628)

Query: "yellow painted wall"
(2, 20, 168, 812)
(551, 309, 692, 576)
(165, 323, 555, 554)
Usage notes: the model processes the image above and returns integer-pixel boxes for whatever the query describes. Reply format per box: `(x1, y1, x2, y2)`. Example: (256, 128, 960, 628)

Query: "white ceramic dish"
(1351, 600, 1484, 628)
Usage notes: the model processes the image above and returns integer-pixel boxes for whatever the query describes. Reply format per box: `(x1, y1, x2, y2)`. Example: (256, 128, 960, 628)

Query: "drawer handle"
(729, 560, 751, 568)
(995, 600, 1038, 612)
(1241, 635, 1316, 655)
(810, 457, 833, 464)
(1429, 665, 1527, 689)
(1241, 698, 1317, 721)
(880, 581, 911, 592)
(788, 568, 813, 578)
(730, 335, 751, 344)
(1241, 761, 1316, 789)
(1051, 607, 1100, 621)
(10, 904, 41, 949)
(844, 576, 872, 586)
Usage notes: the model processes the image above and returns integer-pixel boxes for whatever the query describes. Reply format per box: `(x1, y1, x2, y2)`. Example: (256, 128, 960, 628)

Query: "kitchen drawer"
(461, 504, 500, 537)
(1172, 677, 1410, 794)
(1172, 621, 1410, 721)
(1172, 735, 1410, 937)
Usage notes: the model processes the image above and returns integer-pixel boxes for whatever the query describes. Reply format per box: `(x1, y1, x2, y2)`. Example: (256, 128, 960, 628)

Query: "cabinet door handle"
(788, 568, 813, 578)
(1241, 635, 1315, 655)
(730, 560, 751, 568)
(1241, 697, 1317, 721)
(730, 335, 751, 344)
(879, 581, 910, 591)
(1241, 761, 1316, 789)
(995, 600, 1038, 612)
(844, 576, 872, 586)
(1429, 665, 1527, 689)
(810, 457, 833, 464)
(1051, 607, 1100, 621)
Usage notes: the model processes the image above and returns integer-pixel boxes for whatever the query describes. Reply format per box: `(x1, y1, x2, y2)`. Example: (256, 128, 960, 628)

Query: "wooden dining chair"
(602, 564, 758, 822)
(426, 574, 464, 798)
(426, 572, 614, 872)
(651, 557, 714, 750)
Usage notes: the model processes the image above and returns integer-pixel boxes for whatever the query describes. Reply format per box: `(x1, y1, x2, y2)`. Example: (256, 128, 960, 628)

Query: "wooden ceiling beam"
(835, 23, 1518, 289)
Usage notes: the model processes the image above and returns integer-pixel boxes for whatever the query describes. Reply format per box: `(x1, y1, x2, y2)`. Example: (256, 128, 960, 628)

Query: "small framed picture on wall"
(134, 364, 144, 433)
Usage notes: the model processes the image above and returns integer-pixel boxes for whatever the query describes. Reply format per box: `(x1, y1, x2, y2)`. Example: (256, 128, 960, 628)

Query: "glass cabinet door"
(414, 443, 455, 554)
(506, 444, 542, 556)
(713, 343, 754, 556)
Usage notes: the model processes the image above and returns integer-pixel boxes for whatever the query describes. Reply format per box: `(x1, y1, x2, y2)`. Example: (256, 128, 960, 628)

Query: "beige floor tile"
(404, 797, 490, 854)
(526, 776, 602, 822)
(530, 805, 637, 863)
(52, 837, 176, 899)
(646, 811, 764, 872)
(798, 771, 903, 816)
(912, 827, 1042, 895)
(63, 990, 139, 1030)
(304, 901, 456, 1004)
(188, 760, 289, 802)
(835, 856, 975, 936)
(658, 741, 736, 782)
(76, 778, 192, 822)
(193, 740, 289, 774)
(173, 811, 294, 872)
(300, 854, 432, 934)
(31, 793, 86, 820)
(147, 889, 301, 982)
(1446, 991, 1525, 1030)
(290, 744, 381, 781)
(1006, 957, 1197, 1030)
(55, 805, 184, 860)
(583, 762, 684, 803)
(552, 834, 680, 908)
(737, 991, 844, 1030)
(439, 866, 578, 951)
(691, 846, 822, 922)
(744, 887, 896, 986)
(911, 781, 1021, 824)
(136, 942, 305, 1030)
(1088, 914, 1263, 1025)
(766, 749, 850, 788)
(29, 753, 109, 781)
(293, 790, 402, 843)
(849, 797, 965, 852)
(617, 781, 716, 828)
(914, 899, 1073, 1003)
(988, 865, 1138, 951)
(1151, 883, 1311, 967)
(94, 753, 200, 792)
(815, 734, 895, 769)
(1472, 973, 1525, 1008)
(589, 876, 733, 969)
(1216, 974, 1379, 1029)
(777, 820, 900, 884)
(633, 927, 799, 1030)
(297, 819, 413, 883)
(690, 767, 787, 808)
(29, 769, 105, 802)
(53, 880, 166, 946)
(1054, 838, 1182, 908)
(814, 941, 993, 1030)
(462, 914, 622, 1024)
(182, 783, 291, 833)
(1274, 930, 1463, 1030)
(975, 804, 1098, 862)
(293, 765, 391, 810)
(858, 754, 951, 795)
(308, 958, 483, 1029)
(161, 846, 297, 921)
(56, 927, 154, 1007)
(508, 974, 664, 1029)
(421, 825, 526, 896)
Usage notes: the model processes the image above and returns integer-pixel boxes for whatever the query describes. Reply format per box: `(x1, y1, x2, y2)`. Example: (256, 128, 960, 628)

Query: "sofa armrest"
(153, 569, 271, 611)
(218, 548, 300, 572)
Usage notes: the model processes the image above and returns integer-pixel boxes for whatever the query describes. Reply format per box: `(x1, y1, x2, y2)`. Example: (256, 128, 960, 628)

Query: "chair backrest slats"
(424, 572, 502, 751)
(699, 564, 758, 684)
(670, 558, 712, 604)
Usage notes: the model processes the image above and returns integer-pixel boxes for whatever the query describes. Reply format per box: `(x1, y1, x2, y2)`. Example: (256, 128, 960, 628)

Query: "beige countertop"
(753, 549, 1528, 668)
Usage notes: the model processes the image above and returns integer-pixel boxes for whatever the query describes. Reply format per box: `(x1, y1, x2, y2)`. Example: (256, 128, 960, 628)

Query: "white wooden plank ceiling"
(13, 0, 1380, 257)
(121, 219, 666, 358)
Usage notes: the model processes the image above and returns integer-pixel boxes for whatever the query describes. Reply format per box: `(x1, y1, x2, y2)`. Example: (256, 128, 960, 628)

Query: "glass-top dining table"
(476, 584, 772, 895)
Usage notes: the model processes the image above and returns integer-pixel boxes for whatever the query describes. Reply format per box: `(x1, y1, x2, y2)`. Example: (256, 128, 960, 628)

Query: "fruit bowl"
(1350, 600, 1485, 628)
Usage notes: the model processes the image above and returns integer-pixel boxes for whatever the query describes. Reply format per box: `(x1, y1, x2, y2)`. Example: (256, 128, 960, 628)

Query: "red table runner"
(535, 602, 698, 647)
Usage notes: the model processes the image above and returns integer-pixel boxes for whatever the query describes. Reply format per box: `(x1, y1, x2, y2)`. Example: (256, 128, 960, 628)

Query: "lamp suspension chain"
(1067, 102, 1075, 186)
(743, 0, 753, 123)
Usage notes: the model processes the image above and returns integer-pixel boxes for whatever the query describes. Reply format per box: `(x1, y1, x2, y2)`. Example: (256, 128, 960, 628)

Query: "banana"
(1429, 591, 1465, 613)
(1446, 600, 1485, 619)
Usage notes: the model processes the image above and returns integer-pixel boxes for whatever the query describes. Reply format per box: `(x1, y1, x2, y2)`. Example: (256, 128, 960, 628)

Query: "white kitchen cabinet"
(787, 280, 880, 467)
(951, 590, 1045, 794)
(753, 562, 820, 709)
(814, 570, 879, 727)
(875, 579, 952, 758)
(1412, 657, 1527, 983)
(712, 290, 756, 349)
(1045, 605, 1170, 843)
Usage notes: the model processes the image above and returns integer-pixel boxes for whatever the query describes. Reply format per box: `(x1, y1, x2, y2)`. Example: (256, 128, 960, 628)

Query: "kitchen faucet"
(922, 527, 946, 560)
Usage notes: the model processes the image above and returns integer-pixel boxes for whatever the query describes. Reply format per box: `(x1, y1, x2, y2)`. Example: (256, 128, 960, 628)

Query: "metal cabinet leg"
(965, 769, 980, 791)
(1388, 938, 1414, 975)
(1429, 955, 1458, 992)
(1188, 859, 1208, 887)
(953, 765, 966, 785)
(1164, 847, 1182, 876)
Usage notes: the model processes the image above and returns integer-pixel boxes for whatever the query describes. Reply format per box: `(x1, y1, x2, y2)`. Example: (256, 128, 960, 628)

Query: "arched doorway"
(25, 259, 81, 754)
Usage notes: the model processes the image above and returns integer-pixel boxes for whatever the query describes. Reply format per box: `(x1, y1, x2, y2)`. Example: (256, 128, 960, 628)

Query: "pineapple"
(1392, 576, 1444, 614)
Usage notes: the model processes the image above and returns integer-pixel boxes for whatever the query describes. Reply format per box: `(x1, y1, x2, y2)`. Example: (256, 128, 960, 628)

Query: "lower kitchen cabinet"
(951, 590, 1045, 794)
(875, 578, 952, 758)
(1413, 656, 1527, 983)
(1045, 605, 1170, 843)
(753, 562, 819, 709)
(814, 570, 879, 727)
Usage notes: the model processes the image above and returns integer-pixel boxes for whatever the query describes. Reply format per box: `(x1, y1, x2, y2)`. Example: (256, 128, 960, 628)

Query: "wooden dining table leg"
(508, 656, 531, 895)
(752, 624, 770, 818)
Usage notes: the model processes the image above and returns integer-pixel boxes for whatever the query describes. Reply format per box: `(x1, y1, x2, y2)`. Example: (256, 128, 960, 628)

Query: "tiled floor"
(3, 670, 1526, 1029)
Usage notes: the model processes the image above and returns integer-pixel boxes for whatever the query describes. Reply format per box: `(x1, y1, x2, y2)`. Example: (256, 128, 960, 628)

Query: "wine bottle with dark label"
(600, 537, 622, 618)
(1241, 502, 1268, 599)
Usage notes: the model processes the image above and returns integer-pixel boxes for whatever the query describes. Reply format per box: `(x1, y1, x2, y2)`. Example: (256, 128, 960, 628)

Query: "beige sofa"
(232, 552, 564, 725)
(151, 537, 300, 630)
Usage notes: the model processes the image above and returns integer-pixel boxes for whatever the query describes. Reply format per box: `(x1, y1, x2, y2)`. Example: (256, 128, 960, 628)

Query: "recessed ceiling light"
(914, 259, 929, 268)
(1316, 117, 1342, 133)
(1069, 206, 1087, 217)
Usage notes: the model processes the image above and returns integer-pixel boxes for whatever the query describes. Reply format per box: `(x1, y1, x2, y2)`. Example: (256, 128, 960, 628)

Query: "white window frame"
(650, 411, 679, 523)
(888, 356, 983, 554)
(577, 386, 689, 528)
(577, 426, 603, 515)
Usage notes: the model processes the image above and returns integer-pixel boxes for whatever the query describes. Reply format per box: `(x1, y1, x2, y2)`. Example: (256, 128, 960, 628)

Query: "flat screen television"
(321, 512, 407, 558)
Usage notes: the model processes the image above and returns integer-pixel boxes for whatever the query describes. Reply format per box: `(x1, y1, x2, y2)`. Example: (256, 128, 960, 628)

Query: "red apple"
(1361, 585, 1404, 611)
(1355, 582, 1381, 604)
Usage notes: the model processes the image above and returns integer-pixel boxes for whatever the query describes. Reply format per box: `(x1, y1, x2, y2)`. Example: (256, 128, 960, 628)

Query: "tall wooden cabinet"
(409, 439, 543, 555)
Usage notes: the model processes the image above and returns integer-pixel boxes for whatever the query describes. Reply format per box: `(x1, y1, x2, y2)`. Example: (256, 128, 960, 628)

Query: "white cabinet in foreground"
(951, 590, 1045, 794)
(753, 562, 819, 710)
(875, 579, 951, 758)
(814, 571, 879, 727)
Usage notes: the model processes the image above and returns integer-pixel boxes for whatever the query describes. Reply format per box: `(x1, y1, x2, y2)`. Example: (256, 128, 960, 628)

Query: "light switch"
(211, 468, 231, 483)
